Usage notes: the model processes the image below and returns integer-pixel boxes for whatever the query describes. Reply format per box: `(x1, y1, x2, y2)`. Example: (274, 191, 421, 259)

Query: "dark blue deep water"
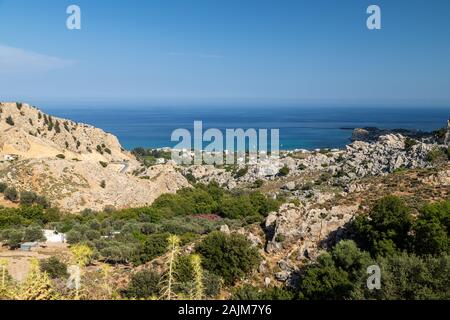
(41, 104, 449, 151)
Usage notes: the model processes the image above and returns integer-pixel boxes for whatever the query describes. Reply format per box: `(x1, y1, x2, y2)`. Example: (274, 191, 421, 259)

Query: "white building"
(3, 154, 18, 161)
(43, 229, 66, 243)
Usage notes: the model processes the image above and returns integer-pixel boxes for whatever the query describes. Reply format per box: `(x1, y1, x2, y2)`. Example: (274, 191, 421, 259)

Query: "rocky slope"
(0, 102, 188, 212)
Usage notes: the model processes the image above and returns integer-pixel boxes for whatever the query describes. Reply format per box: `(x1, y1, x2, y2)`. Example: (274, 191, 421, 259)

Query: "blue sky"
(0, 0, 449, 106)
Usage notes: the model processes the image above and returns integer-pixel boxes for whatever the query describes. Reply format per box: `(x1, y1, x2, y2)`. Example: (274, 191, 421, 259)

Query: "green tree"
(23, 225, 44, 242)
(413, 200, 449, 256)
(19, 191, 37, 206)
(40, 257, 69, 279)
(124, 270, 161, 299)
(352, 196, 413, 256)
(196, 232, 261, 285)
(297, 240, 372, 300)
(3, 187, 18, 202)
(366, 252, 450, 300)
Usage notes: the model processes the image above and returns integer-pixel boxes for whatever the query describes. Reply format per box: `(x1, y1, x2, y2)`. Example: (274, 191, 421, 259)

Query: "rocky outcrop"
(351, 127, 431, 143)
(445, 120, 450, 146)
(262, 203, 358, 283)
(0, 102, 130, 162)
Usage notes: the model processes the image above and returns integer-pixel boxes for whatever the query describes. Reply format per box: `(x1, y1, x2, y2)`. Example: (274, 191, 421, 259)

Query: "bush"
(363, 252, 450, 300)
(196, 231, 261, 285)
(278, 166, 290, 177)
(0, 229, 24, 249)
(3, 187, 18, 202)
(352, 196, 413, 257)
(5, 116, 14, 126)
(426, 147, 447, 163)
(174, 254, 223, 298)
(124, 270, 161, 299)
(135, 233, 169, 264)
(219, 195, 257, 219)
(0, 182, 7, 193)
(23, 225, 44, 242)
(66, 230, 83, 244)
(234, 166, 248, 179)
(40, 257, 69, 279)
(404, 138, 417, 151)
(413, 200, 449, 256)
(297, 240, 372, 300)
(232, 285, 294, 300)
(56, 154, 65, 159)
(19, 191, 37, 206)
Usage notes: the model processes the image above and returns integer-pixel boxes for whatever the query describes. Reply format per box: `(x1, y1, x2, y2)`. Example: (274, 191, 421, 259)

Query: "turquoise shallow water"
(41, 104, 449, 151)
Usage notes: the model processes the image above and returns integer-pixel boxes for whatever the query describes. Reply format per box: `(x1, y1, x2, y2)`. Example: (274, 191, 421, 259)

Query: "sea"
(40, 104, 449, 151)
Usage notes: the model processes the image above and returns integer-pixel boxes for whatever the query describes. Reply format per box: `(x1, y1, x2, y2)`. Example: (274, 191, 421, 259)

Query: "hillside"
(0, 102, 188, 211)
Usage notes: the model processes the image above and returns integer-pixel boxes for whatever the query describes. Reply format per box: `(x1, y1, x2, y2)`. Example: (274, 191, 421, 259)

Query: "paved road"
(111, 161, 129, 174)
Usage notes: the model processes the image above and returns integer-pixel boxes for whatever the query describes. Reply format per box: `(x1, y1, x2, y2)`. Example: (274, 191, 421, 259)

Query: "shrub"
(297, 240, 372, 300)
(413, 200, 449, 256)
(40, 257, 68, 279)
(219, 195, 257, 219)
(135, 233, 169, 264)
(426, 147, 447, 163)
(4, 187, 18, 202)
(234, 166, 248, 179)
(351, 195, 413, 256)
(196, 231, 261, 285)
(361, 252, 450, 300)
(66, 230, 83, 244)
(0, 229, 24, 249)
(253, 179, 264, 188)
(19, 191, 37, 206)
(124, 270, 161, 299)
(99, 161, 108, 168)
(0, 182, 7, 193)
(249, 192, 280, 216)
(23, 225, 45, 242)
(232, 285, 294, 300)
(56, 154, 65, 159)
(5, 116, 14, 126)
(278, 166, 290, 177)
(404, 138, 417, 151)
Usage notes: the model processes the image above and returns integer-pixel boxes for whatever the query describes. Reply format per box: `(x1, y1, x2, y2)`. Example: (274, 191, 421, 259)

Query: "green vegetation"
(426, 147, 449, 163)
(39, 257, 68, 279)
(234, 166, 248, 179)
(132, 148, 172, 167)
(291, 196, 450, 300)
(3, 187, 18, 202)
(195, 231, 261, 285)
(123, 270, 161, 299)
(352, 195, 413, 256)
(232, 285, 294, 300)
(5, 116, 14, 126)
(278, 165, 290, 177)
(404, 137, 417, 151)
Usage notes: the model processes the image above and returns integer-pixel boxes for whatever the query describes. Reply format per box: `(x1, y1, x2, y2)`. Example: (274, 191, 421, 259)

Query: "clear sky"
(0, 0, 449, 106)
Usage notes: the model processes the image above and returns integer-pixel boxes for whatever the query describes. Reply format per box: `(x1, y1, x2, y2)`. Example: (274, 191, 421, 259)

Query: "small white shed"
(43, 229, 66, 243)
